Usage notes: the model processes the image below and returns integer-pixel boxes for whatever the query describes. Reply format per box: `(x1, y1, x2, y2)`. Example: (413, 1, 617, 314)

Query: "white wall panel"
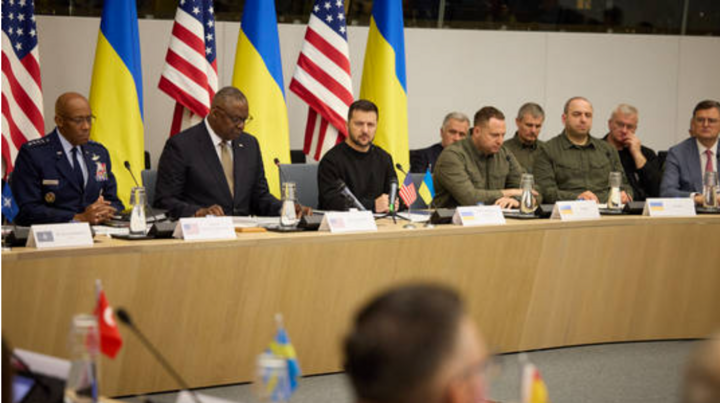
(34, 16, 720, 170)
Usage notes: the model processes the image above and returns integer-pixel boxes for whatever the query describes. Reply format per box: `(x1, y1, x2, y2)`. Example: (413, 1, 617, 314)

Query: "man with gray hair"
(504, 102, 546, 173)
(603, 104, 661, 201)
(410, 112, 470, 173)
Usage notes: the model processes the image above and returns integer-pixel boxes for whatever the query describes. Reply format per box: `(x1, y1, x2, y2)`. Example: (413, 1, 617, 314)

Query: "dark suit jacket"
(154, 122, 282, 218)
(409, 143, 443, 173)
(661, 137, 720, 198)
(11, 130, 124, 225)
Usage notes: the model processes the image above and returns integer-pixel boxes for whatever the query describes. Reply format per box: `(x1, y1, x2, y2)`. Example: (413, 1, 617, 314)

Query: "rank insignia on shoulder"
(27, 137, 48, 146)
(92, 154, 100, 161)
(45, 192, 56, 204)
(95, 162, 108, 181)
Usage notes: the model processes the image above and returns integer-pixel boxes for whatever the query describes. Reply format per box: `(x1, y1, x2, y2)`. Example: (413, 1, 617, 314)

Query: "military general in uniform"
(10, 92, 124, 226)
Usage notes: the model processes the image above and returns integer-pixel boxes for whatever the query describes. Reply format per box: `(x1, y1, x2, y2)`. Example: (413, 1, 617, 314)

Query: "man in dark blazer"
(409, 112, 469, 173)
(155, 87, 309, 218)
(11, 92, 123, 225)
(661, 100, 720, 205)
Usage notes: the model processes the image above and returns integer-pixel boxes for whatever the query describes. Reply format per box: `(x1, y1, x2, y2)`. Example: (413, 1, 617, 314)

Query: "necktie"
(220, 141, 234, 196)
(706, 149, 714, 173)
(71, 147, 85, 192)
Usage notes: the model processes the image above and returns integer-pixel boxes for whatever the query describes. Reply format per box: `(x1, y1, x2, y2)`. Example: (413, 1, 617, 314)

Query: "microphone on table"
(395, 163, 407, 175)
(124, 161, 141, 187)
(273, 157, 286, 183)
(388, 178, 398, 223)
(116, 308, 203, 403)
(336, 180, 366, 211)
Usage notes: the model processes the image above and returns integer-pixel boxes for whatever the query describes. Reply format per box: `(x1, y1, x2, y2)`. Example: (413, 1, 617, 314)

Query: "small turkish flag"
(94, 290, 123, 358)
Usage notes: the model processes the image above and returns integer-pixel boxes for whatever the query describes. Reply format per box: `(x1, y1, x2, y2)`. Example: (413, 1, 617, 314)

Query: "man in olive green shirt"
(504, 102, 545, 173)
(534, 97, 633, 204)
(434, 106, 527, 209)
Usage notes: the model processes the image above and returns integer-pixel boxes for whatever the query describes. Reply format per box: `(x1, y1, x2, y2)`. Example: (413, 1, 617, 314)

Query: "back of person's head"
(344, 283, 466, 403)
(683, 332, 720, 403)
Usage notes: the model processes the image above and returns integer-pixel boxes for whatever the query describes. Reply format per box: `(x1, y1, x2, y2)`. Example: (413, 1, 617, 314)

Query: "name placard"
(550, 200, 601, 221)
(319, 211, 377, 233)
(26, 223, 94, 249)
(452, 206, 506, 226)
(172, 217, 236, 240)
(643, 198, 696, 217)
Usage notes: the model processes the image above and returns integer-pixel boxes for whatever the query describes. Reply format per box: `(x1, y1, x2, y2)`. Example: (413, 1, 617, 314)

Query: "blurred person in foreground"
(344, 283, 491, 403)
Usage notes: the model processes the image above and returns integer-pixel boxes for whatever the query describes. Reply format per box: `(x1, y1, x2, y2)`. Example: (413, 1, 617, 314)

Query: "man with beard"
(534, 96, 632, 204)
(317, 99, 397, 213)
(433, 106, 528, 209)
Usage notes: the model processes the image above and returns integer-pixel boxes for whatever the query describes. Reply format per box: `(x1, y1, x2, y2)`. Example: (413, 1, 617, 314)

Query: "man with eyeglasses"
(603, 104, 662, 201)
(344, 283, 490, 403)
(661, 100, 720, 205)
(155, 86, 309, 218)
(10, 92, 124, 225)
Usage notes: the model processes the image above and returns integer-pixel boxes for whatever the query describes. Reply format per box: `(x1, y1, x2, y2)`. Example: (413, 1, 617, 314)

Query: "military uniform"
(10, 130, 124, 225)
(503, 133, 544, 173)
(434, 136, 524, 208)
(533, 132, 632, 204)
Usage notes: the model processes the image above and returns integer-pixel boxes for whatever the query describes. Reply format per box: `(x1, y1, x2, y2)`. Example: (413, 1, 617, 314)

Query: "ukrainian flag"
(89, 0, 144, 208)
(232, 0, 289, 198)
(360, 0, 409, 174)
(418, 168, 435, 207)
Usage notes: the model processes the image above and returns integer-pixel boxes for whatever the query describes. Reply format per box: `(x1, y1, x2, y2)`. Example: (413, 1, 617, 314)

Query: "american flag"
(289, 0, 353, 162)
(1, 0, 43, 178)
(399, 173, 417, 208)
(158, 0, 218, 136)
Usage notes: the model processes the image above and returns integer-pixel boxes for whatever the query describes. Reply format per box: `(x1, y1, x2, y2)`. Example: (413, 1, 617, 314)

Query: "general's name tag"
(452, 206, 506, 226)
(26, 223, 94, 249)
(550, 200, 601, 221)
(319, 211, 377, 233)
(172, 217, 236, 240)
(643, 198, 696, 217)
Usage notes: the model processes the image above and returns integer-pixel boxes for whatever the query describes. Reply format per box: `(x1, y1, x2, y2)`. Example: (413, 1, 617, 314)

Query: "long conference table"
(3, 215, 720, 396)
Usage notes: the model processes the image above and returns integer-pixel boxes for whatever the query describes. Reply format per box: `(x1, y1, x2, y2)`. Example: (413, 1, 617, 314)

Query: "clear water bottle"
(519, 173, 536, 215)
(65, 314, 100, 403)
(129, 187, 147, 235)
(607, 172, 622, 209)
(253, 353, 291, 403)
(702, 171, 719, 209)
(280, 182, 298, 229)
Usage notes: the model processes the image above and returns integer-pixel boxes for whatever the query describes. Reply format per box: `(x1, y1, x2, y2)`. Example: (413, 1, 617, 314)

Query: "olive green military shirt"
(503, 133, 545, 174)
(533, 132, 633, 204)
(434, 136, 524, 208)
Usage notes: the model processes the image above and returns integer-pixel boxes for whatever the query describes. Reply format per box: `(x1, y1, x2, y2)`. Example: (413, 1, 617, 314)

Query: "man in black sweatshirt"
(318, 99, 397, 213)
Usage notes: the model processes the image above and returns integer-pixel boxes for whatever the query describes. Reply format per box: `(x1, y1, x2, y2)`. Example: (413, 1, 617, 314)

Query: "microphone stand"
(116, 309, 203, 403)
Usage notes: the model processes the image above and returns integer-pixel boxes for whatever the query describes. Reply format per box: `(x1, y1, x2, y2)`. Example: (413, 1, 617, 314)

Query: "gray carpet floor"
(126, 340, 695, 403)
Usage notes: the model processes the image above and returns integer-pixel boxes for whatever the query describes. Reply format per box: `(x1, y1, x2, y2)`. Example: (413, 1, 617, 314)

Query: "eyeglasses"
(216, 106, 253, 125)
(62, 115, 96, 125)
(694, 117, 719, 125)
(612, 121, 636, 131)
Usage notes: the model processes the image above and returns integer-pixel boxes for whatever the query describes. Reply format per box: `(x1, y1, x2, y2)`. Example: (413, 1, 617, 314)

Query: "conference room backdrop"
(34, 13, 720, 171)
